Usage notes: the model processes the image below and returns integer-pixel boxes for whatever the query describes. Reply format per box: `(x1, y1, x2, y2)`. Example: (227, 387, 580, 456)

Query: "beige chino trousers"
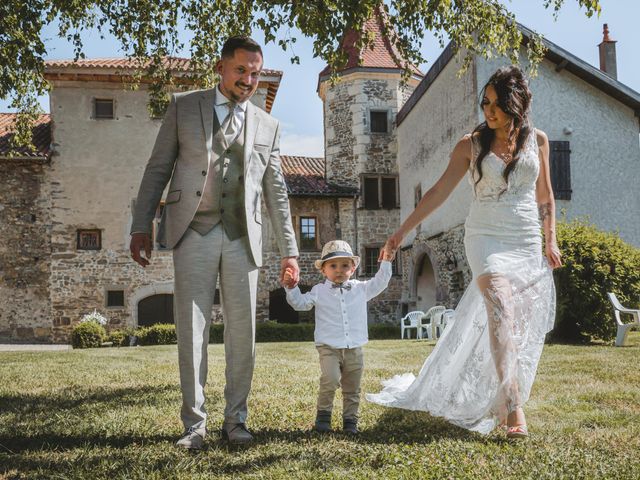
(316, 345, 364, 420)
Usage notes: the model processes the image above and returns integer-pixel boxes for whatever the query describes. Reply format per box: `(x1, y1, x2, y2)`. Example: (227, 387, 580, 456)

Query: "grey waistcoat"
(190, 113, 247, 240)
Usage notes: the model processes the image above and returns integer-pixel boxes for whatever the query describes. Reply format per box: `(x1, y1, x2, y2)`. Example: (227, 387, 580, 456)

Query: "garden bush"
(107, 328, 137, 347)
(551, 218, 640, 343)
(209, 322, 314, 343)
(369, 323, 401, 339)
(135, 324, 177, 345)
(71, 321, 106, 349)
(209, 321, 400, 344)
(118, 321, 400, 346)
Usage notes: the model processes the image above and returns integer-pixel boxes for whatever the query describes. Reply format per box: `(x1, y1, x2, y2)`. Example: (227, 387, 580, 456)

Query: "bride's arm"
(535, 129, 562, 269)
(383, 135, 472, 255)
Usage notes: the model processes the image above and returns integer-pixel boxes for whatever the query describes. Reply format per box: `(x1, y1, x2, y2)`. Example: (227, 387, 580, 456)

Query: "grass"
(1, 333, 639, 479)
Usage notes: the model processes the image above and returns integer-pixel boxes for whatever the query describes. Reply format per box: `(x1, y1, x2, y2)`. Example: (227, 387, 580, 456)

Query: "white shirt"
(285, 261, 392, 349)
(214, 86, 247, 141)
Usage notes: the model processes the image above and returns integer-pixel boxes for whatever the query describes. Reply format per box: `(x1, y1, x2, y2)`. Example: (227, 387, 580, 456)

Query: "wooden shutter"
(549, 141, 572, 200)
(363, 177, 379, 209)
(381, 177, 397, 209)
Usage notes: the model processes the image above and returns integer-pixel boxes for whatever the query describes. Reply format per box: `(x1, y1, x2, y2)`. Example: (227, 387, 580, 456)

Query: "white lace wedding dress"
(367, 131, 556, 434)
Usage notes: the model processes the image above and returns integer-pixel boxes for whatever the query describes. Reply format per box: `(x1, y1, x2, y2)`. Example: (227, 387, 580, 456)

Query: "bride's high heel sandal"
(506, 424, 528, 439)
(505, 405, 528, 438)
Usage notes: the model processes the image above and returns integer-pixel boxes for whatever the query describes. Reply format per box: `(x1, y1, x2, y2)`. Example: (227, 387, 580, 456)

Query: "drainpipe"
(353, 194, 358, 271)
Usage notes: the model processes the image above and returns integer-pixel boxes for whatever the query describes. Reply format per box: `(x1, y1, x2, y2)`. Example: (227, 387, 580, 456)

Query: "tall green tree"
(1, 0, 601, 151)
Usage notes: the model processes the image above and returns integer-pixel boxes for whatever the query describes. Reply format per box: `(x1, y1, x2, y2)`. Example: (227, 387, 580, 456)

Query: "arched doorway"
(415, 254, 437, 312)
(138, 294, 174, 326)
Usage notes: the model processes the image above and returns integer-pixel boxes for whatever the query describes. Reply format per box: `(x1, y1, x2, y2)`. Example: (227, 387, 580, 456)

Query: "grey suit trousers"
(173, 224, 258, 433)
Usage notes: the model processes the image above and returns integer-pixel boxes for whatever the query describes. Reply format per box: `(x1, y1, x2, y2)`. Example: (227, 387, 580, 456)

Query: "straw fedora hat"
(314, 240, 360, 270)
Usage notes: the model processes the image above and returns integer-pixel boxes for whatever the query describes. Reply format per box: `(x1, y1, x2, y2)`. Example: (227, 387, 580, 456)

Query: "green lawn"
(1, 333, 639, 479)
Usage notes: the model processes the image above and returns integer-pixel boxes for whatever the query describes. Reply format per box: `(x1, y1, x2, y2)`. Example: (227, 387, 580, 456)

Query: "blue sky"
(1, 0, 638, 157)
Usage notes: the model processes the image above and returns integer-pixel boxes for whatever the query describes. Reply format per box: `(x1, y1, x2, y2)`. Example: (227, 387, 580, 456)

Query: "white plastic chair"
(607, 293, 640, 346)
(440, 309, 456, 334)
(400, 311, 424, 339)
(420, 306, 446, 340)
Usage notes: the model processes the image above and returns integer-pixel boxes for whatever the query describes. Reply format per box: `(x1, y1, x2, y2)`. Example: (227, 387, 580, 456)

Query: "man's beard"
(231, 83, 253, 102)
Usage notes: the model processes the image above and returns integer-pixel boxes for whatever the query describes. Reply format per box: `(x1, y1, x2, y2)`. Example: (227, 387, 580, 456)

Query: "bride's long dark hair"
(472, 65, 533, 192)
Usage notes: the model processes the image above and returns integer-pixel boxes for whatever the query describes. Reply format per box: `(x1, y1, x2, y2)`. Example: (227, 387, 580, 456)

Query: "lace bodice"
(468, 131, 540, 202)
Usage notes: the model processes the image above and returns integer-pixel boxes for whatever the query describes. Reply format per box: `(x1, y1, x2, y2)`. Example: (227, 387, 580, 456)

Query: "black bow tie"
(331, 282, 352, 291)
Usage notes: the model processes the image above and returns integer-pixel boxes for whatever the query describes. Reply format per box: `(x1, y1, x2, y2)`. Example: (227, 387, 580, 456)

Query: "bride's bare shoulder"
(450, 134, 474, 164)
(534, 128, 548, 147)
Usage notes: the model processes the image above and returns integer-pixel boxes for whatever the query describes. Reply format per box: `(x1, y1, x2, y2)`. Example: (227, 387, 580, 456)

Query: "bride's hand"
(378, 231, 403, 262)
(545, 241, 562, 269)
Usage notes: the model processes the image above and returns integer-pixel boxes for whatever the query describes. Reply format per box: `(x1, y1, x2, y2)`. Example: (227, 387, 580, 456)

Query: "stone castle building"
(0, 7, 422, 342)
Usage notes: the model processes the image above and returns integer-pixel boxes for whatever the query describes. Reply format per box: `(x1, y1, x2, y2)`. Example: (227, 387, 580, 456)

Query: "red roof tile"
(319, 5, 422, 78)
(0, 114, 51, 160)
(281, 156, 358, 196)
(45, 57, 282, 77)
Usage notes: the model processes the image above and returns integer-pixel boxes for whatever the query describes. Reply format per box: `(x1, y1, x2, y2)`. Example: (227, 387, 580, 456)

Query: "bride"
(367, 65, 562, 438)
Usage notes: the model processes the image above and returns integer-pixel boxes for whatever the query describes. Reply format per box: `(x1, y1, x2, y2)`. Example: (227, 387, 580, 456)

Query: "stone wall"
(323, 81, 358, 187)
(401, 224, 472, 311)
(0, 160, 52, 342)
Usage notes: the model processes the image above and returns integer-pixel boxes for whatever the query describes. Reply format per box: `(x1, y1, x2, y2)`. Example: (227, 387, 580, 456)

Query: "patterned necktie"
(221, 102, 239, 145)
(331, 282, 352, 292)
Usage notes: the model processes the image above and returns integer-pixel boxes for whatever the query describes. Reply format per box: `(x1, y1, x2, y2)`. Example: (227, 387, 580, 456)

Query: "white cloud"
(280, 132, 325, 158)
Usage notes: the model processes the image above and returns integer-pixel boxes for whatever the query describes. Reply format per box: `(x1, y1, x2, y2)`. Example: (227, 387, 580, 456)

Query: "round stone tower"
(317, 5, 423, 322)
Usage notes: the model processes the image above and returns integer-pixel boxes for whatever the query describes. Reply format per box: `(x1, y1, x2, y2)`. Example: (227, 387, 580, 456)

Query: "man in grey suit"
(130, 36, 299, 448)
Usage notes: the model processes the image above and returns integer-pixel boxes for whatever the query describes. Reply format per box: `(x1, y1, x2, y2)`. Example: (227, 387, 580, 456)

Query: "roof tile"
(0, 114, 51, 160)
(45, 57, 282, 76)
(320, 5, 422, 78)
(281, 156, 358, 196)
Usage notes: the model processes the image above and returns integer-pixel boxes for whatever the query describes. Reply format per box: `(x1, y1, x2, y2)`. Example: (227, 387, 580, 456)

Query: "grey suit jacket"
(131, 87, 299, 267)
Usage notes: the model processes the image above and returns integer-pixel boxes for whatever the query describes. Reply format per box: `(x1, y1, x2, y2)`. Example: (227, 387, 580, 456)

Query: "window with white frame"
(299, 216, 318, 251)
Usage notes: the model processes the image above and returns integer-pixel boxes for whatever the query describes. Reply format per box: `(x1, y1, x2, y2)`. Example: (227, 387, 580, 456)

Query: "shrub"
(369, 323, 401, 340)
(257, 322, 315, 342)
(551, 218, 640, 343)
(208, 321, 400, 343)
(71, 321, 106, 349)
(107, 328, 137, 347)
(135, 323, 177, 345)
(209, 322, 315, 343)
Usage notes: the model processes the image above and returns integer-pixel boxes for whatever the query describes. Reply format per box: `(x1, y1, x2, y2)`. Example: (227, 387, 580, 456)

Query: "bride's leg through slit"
(476, 273, 524, 426)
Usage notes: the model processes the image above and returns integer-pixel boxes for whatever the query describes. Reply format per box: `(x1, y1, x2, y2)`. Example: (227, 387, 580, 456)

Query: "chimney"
(598, 23, 618, 79)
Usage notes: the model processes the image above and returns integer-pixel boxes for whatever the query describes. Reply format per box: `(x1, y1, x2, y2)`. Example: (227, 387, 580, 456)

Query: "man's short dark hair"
(221, 36, 263, 59)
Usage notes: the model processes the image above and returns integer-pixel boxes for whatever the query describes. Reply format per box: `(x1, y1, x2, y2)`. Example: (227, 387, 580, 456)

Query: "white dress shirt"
(285, 261, 392, 349)
(214, 86, 247, 144)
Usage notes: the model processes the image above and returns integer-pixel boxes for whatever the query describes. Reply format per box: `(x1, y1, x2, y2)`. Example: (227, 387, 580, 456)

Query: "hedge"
(550, 218, 640, 343)
(71, 321, 106, 349)
(105, 321, 401, 346)
(135, 324, 178, 345)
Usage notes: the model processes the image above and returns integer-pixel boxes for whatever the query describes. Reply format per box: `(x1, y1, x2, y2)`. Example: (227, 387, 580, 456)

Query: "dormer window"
(94, 99, 114, 119)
